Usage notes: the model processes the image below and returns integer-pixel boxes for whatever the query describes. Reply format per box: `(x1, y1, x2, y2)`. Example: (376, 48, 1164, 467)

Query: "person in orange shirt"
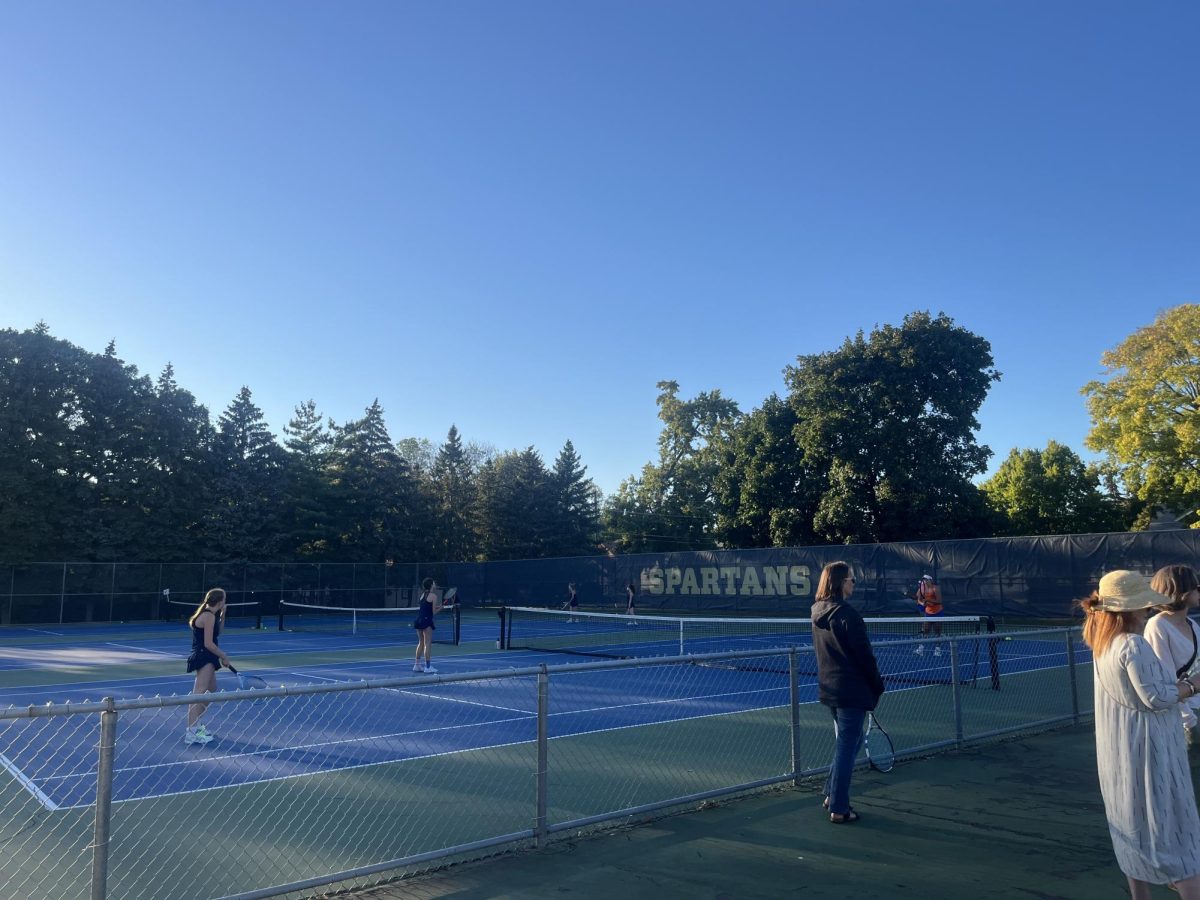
(913, 574, 944, 656)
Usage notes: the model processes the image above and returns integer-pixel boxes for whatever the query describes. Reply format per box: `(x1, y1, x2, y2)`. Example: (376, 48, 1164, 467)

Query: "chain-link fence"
(0, 628, 1090, 899)
(0, 562, 449, 627)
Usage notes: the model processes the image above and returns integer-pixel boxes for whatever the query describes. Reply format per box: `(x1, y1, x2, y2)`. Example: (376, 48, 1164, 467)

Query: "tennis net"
(278, 601, 461, 644)
(165, 599, 262, 630)
(499, 606, 994, 686)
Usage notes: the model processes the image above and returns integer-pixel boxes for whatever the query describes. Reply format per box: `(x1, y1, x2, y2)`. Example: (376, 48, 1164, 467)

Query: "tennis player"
(412, 578, 442, 673)
(566, 582, 579, 622)
(913, 574, 944, 656)
(185, 587, 233, 745)
(811, 562, 885, 824)
(625, 582, 637, 626)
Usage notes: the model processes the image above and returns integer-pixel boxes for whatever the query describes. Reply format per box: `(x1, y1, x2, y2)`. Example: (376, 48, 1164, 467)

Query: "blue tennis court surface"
(0, 616, 1087, 814)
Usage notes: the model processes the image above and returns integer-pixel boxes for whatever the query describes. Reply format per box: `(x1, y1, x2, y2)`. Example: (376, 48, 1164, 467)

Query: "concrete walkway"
(336, 724, 1152, 900)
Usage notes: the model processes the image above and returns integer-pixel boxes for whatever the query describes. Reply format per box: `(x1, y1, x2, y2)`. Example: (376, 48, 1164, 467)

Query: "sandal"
(829, 810, 860, 824)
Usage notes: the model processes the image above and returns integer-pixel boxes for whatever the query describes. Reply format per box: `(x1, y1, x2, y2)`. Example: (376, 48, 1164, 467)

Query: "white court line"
(105, 642, 181, 658)
(0, 751, 60, 811)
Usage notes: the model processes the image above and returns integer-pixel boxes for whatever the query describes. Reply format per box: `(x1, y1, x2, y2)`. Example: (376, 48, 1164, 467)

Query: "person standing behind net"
(563, 582, 580, 622)
(811, 561, 885, 824)
(412, 578, 442, 674)
(625, 582, 637, 625)
(913, 574, 944, 656)
(1144, 565, 1200, 746)
(185, 587, 233, 746)
(1082, 569, 1200, 900)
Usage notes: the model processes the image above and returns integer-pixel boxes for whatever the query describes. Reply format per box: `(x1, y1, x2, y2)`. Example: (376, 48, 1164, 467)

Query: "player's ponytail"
(189, 587, 227, 628)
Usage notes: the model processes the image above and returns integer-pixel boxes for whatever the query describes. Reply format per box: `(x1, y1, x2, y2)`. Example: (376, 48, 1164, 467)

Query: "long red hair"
(1078, 591, 1141, 658)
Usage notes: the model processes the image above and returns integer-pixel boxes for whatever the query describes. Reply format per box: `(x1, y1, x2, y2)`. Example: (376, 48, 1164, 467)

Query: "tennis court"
(0, 606, 1092, 899)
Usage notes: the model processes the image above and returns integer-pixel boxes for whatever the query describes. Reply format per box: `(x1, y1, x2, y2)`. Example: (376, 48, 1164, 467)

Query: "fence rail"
(0, 628, 1091, 899)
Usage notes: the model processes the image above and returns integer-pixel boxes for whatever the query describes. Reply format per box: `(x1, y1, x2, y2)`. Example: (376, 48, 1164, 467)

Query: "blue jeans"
(823, 706, 866, 815)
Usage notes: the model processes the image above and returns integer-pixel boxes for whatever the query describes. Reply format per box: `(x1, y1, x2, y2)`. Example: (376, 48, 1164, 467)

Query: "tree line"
(2, 306, 1194, 564)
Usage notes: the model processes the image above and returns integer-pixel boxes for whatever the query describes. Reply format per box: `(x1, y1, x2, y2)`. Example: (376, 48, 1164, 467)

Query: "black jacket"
(810, 598, 885, 710)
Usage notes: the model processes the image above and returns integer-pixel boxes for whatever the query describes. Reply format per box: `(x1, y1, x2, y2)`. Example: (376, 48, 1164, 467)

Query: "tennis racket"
(439, 587, 457, 609)
(864, 712, 895, 773)
(226, 663, 268, 690)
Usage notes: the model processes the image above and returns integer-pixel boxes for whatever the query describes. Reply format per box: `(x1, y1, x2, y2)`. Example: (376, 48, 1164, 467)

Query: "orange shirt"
(917, 582, 943, 616)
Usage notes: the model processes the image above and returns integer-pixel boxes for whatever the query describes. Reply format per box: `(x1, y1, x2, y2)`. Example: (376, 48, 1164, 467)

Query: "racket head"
(864, 714, 896, 772)
(238, 674, 269, 690)
(442, 587, 457, 603)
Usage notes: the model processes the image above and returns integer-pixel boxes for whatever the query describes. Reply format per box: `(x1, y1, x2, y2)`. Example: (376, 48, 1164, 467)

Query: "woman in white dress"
(1144, 565, 1200, 743)
(1082, 569, 1200, 900)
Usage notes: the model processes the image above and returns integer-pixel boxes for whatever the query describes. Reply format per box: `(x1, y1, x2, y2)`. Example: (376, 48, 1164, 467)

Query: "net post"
(949, 641, 964, 749)
(535, 665, 549, 849)
(1065, 630, 1079, 725)
(789, 649, 802, 787)
(90, 698, 118, 900)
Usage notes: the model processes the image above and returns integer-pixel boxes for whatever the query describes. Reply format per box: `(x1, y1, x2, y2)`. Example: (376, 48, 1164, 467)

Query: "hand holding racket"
(864, 712, 895, 772)
(227, 663, 268, 690)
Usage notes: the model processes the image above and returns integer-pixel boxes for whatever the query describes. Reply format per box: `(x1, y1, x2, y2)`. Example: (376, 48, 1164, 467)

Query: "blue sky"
(1, 2, 1196, 497)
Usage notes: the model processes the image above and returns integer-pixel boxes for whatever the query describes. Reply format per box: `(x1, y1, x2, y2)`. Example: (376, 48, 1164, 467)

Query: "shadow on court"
(344, 723, 1151, 900)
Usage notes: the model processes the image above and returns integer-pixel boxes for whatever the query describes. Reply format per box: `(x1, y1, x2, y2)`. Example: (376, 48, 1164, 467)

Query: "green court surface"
(341, 722, 1156, 900)
(0, 612, 1102, 899)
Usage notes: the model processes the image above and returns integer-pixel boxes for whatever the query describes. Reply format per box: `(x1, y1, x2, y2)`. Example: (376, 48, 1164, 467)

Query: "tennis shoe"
(933, 646, 943, 657)
(184, 727, 213, 746)
(423, 664, 438, 674)
(195, 723, 215, 740)
(412, 664, 424, 672)
(914, 645, 925, 656)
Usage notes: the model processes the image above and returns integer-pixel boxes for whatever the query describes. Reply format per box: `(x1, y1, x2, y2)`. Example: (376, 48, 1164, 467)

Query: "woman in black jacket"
(811, 561, 885, 823)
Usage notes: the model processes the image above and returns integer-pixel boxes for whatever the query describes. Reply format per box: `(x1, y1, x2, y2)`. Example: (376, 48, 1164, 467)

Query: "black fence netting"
(3, 530, 1198, 625)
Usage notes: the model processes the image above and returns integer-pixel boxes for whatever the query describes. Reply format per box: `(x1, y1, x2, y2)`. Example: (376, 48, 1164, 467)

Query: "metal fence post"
(91, 699, 118, 900)
(1066, 630, 1080, 725)
(950, 640, 964, 748)
(59, 562, 67, 625)
(535, 667, 549, 849)
(789, 649, 802, 787)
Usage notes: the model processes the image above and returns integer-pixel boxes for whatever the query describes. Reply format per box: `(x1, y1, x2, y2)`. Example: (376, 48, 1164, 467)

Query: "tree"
(139, 363, 214, 560)
(602, 381, 740, 552)
(786, 311, 1000, 543)
(0, 325, 92, 559)
(1084, 304, 1200, 527)
(547, 440, 601, 556)
(711, 394, 823, 548)
(204, 387, 288, 558)
(428, 425, 478, 562)
(474, 448, 554, 559)
(327, 400, 419, 562)
(281, 400, 337, 557)
(982, 441, 1124, 536)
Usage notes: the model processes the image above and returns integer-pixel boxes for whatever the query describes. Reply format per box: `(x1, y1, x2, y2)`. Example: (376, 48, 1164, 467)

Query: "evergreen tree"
(548, 440, 600, 556)
(429, 425, 478, 561)
(205, 387, 287, 558)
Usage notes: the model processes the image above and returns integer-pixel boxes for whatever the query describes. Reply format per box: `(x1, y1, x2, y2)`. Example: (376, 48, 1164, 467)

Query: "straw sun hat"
(1096, 570, 1170, 612)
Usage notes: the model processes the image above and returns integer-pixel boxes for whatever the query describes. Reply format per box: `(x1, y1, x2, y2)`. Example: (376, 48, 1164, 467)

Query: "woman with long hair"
(1083, 569, 1200, 899)
(412, 578, 442, 674)
(1144, 565, 1200, 744)
(185, 587, 233, 745)
(810, 561, 885, 824)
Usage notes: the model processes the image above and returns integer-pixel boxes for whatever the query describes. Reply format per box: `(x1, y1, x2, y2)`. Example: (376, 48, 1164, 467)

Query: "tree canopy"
(1084, 304, 1200, 527)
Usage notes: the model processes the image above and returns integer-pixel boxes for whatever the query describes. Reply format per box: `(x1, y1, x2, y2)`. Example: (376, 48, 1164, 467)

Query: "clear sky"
(2, 2, 1196, 497)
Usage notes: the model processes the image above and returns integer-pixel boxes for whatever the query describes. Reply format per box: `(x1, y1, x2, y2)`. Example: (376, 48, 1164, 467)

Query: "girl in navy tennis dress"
(412, 577, 441, 674)
(185, 587, 233, 745)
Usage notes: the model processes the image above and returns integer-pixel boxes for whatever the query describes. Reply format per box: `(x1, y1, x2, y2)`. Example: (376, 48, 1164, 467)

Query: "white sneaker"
(184, 727, 213, 745)
(423, 664, 438, 674)
(195, 723, 215, 740)
(933, 646, 943, 657)
(412, 664, 424, 672)
(914, 645, 925, 656)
